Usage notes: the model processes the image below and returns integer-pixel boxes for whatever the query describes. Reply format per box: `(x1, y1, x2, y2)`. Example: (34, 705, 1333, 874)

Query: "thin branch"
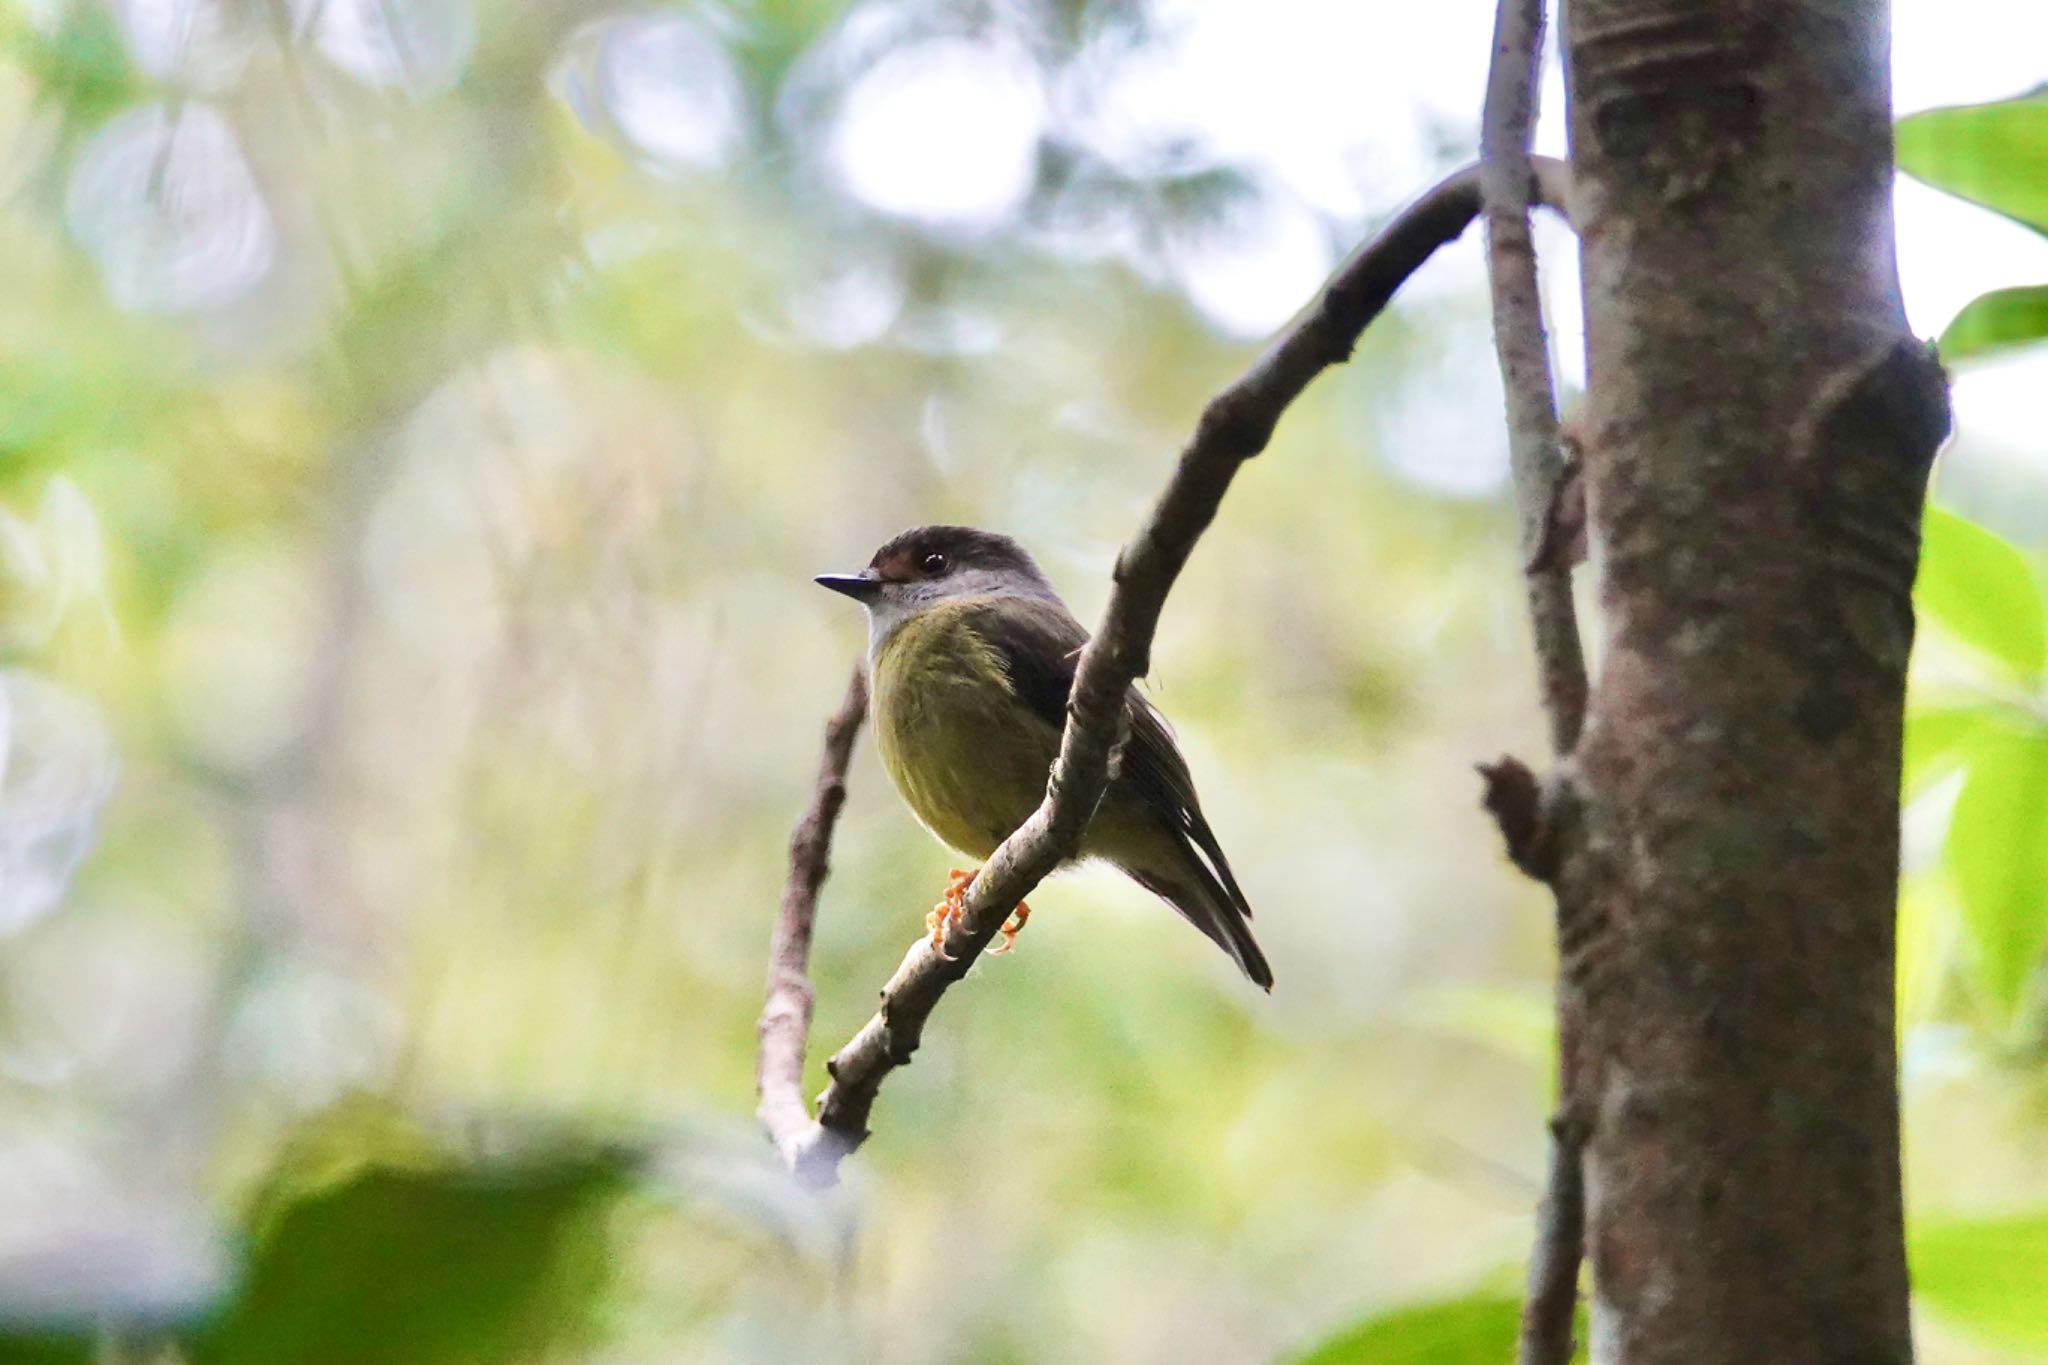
(1482, 0, 1588, 757)
(1480, 1, 1593, 1362)
(757, 157, 1576, 1183)
(1518, 1109, 1588, 1365)
(755, 663, 867, 1183)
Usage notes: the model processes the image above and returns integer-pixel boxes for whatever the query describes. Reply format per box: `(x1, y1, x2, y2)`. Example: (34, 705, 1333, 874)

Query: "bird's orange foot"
(989, 900, 1032, 955)
(925, 867, 977, 958)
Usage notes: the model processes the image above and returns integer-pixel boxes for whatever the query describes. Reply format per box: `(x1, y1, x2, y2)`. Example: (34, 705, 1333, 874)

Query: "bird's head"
(816, 525, 1059, 643)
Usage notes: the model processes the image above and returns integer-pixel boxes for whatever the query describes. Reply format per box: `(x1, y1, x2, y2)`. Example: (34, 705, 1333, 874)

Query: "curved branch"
(762, 156, 1577, 1184)
(756, 663, 867, 1181)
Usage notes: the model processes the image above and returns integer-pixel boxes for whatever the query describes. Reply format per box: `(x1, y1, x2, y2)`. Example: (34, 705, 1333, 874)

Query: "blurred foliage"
(1905, 87, 2048, 1064)
(1917, 507, 2046, 678)
(1945, 718, 2048, 1021)
(1912, 1211, 2048, 1354)
(188, 1115, 634, 1365)
(1911, 511, 2048, 1031)
(0, 1336, 91, 1365)
(1284, 1291, 1586, 1365)
(6, 1, 144, 149)
(0, 1101, 638, 1365)
(0, 0, 2040, 1362)
(1896, 84, 2048, 1360)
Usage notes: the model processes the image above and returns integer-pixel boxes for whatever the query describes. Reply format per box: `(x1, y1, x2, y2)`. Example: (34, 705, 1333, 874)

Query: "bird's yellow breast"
(870, 600, 1060, 860)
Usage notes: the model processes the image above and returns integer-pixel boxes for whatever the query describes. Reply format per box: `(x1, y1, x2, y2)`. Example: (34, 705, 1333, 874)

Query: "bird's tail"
(1128, 848, 1274, 991)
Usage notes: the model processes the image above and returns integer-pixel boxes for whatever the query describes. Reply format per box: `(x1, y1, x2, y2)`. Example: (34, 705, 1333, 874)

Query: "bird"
(815, 525, 1272, 989)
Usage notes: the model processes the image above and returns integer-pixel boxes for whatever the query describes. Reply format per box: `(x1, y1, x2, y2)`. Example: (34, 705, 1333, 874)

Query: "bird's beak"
(815, 572, 881, 602)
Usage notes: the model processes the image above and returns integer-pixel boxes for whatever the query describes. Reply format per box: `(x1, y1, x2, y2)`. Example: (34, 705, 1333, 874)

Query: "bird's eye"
(921, 552, 948, 574)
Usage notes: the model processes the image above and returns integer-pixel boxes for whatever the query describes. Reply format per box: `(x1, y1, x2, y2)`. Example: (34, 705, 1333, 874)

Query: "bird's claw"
(926, 867, 976, 959)
(925, 868, 1028, 959)
(989, 901, 1031, 955)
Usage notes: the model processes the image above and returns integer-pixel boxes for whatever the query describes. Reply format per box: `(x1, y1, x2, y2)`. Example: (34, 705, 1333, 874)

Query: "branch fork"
(757, 153, 1585, 1196)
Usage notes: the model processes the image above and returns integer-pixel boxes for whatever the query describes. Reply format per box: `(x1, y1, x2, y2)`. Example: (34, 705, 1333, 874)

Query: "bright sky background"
(814, 0, 2048, 493)
(73, 0, 2048, 497)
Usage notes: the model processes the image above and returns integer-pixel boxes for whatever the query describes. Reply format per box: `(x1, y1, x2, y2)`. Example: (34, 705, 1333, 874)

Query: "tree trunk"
(1558, 2, 1948, 1360)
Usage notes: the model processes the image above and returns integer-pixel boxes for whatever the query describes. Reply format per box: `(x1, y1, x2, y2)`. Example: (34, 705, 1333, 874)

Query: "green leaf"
(1915, 506, 2047, 678)
(0, 1335, 93, 1365)
(1286, 1294, 1522, 1365)
(186, 1145, 636, 1365)
(1912, 1211, 2048, 1351)
(1946, 724, 2048, 1019)
(1896, 873, 1951, 1027)
(1903, 707, 1994, 794)
(1286, 1291, 1588, 1365)
(1897, 98, 2048, 236)
(1938, 285, 2048, 364)
(2, 2, 142, 160)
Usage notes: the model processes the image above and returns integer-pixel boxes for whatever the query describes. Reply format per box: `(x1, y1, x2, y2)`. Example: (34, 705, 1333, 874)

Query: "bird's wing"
(955, 593, 1089, 737)
(958, 595, 1254, 919)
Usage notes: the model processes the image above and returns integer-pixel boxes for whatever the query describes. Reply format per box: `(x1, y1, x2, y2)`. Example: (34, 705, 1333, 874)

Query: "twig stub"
(1478, 755, 1557, 882)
